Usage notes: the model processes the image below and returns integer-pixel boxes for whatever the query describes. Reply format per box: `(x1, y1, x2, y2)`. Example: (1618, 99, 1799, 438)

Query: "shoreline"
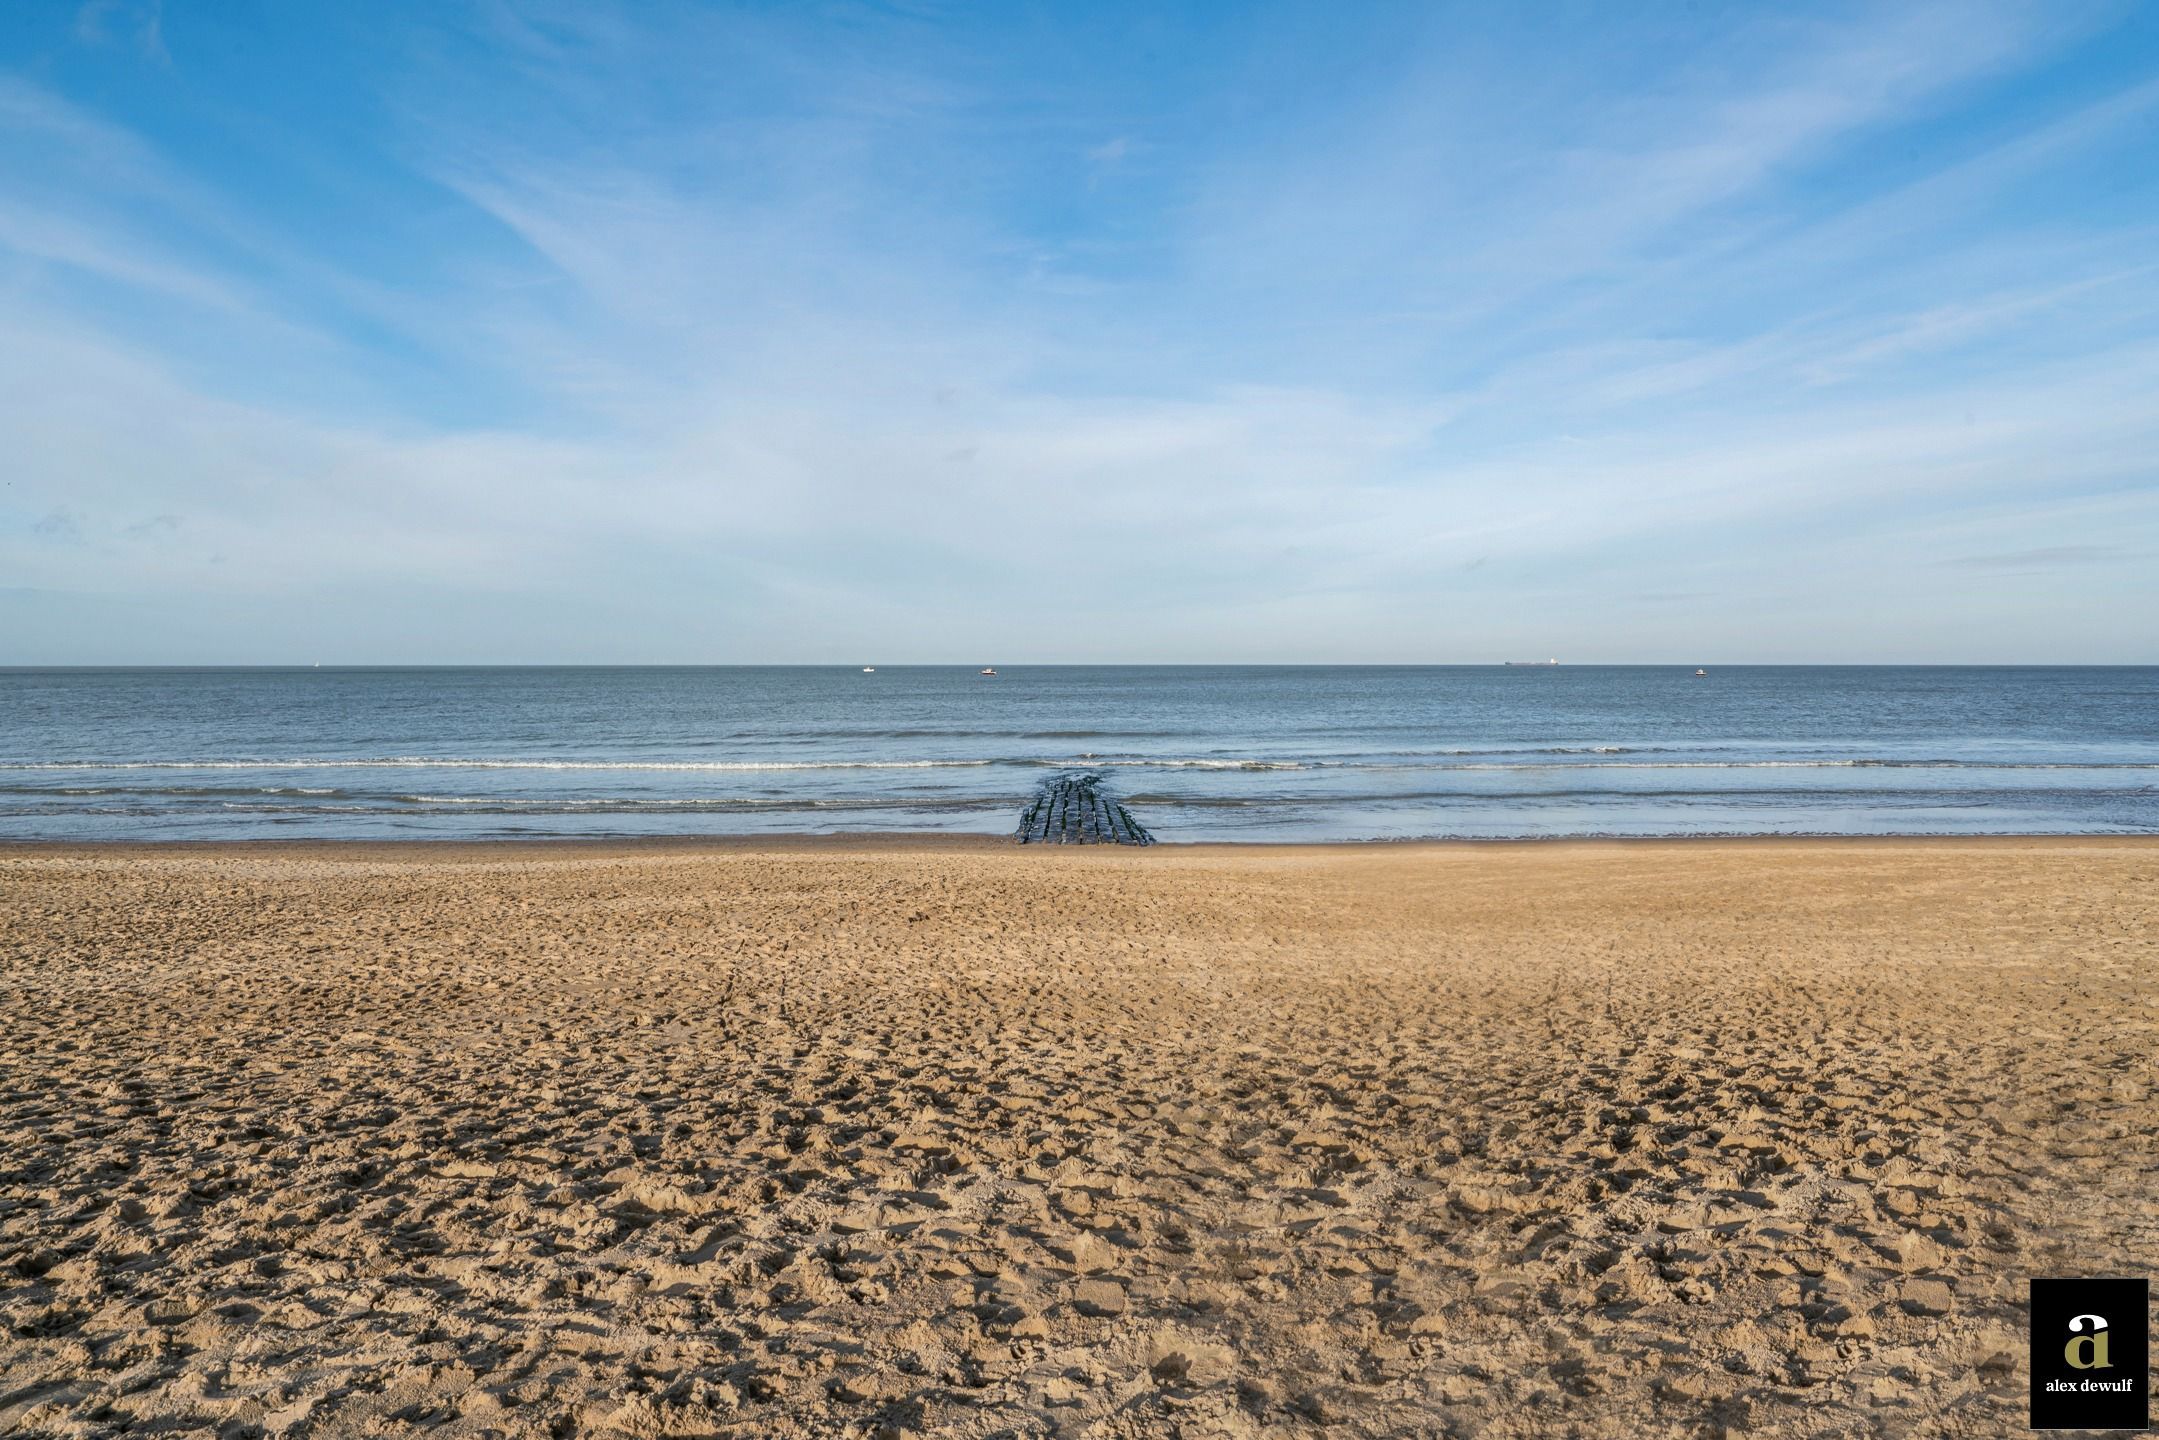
(5, 829, 2158, 859)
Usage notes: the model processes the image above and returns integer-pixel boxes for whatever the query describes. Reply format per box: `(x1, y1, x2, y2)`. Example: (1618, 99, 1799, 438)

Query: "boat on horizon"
(862, 666, 875, 672)
(1503, 658, 1558, 666)
(979, 667, 998, 676)
(1694, 668, 1708, 678)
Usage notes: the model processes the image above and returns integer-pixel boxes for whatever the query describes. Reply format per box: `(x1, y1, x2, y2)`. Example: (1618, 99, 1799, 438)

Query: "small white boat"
(979, 667, 998, 676)
(862, 666, 875, 673)
(1694, 668, 1707, 678)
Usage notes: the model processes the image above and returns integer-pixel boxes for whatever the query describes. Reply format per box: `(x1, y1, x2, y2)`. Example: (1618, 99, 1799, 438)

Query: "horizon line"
(6, 661, 2158, 671)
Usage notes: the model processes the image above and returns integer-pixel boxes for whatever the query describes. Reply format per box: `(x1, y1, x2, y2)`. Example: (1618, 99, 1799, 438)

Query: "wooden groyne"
(1017, 772, 1154, 845)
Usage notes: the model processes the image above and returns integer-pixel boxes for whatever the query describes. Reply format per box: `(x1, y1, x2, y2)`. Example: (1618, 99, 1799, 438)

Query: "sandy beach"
(2, 837, 2153, 1438)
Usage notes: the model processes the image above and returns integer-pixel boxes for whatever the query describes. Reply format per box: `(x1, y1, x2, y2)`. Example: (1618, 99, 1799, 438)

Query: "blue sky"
(2, 0, 2157, 663)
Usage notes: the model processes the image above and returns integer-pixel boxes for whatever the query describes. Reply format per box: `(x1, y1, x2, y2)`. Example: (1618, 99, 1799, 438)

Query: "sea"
(2, 666, 2156, 843)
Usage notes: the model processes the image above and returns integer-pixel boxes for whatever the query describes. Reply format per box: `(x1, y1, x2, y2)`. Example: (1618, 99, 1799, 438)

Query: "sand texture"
(2, 838, 2155, 1438)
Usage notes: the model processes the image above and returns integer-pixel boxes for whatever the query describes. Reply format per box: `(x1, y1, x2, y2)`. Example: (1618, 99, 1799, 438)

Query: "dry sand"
(2, 837, 2154, 1438)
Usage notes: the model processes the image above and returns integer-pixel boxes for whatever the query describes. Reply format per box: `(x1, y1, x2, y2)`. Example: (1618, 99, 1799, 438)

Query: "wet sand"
(2, 838, 2154, 1437)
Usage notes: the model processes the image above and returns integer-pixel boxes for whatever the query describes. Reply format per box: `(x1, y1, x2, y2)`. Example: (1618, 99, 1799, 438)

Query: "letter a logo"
(2065, 1313, 2112, 1370)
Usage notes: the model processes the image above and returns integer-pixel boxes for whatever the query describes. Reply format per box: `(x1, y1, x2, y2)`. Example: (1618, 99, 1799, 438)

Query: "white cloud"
(0, 2, 2154, 661)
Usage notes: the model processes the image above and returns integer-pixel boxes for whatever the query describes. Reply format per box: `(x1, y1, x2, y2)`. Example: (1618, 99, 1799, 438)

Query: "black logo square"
(2032, 1276, 2148, 1431)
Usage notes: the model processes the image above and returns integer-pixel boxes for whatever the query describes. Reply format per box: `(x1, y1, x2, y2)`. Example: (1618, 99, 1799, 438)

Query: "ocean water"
(2, 666, 2156, 842)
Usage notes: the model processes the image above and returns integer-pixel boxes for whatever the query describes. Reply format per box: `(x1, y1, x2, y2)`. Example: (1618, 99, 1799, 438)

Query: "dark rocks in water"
(1017, 772, 1153, 845)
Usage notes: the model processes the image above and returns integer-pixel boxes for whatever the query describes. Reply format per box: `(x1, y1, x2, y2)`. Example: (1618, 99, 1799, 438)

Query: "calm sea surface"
(2, 666, 2155, 842)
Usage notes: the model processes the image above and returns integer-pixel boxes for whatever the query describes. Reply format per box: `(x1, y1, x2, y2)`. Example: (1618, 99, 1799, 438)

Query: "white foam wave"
(1084, 759, 1312, 771)
(0, 758, 995, 772)
(3, 756, 2154, 777)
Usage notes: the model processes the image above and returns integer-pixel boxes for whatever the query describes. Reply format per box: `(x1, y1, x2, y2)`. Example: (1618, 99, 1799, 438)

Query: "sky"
(2, 0, 2157, 664)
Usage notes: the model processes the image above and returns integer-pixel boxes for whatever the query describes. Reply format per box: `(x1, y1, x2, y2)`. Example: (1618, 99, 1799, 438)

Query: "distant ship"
(862, 666, 875, 672)
(979, 667, 998, 676)
(1694, 668, 1707, 678)
(1503, 658, 1559, 666)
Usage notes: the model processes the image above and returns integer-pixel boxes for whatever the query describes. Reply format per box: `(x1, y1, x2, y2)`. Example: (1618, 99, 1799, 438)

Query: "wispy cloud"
(1939, 544, 2128, 570)
(31, 508, 83, 542)
(72, 0, 166, 64)
(0, 1, 2155, 662)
